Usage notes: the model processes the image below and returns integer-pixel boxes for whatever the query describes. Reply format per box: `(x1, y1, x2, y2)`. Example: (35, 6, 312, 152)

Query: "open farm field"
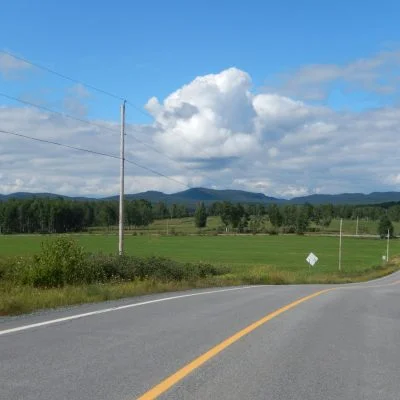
(1, 233, 399, 315)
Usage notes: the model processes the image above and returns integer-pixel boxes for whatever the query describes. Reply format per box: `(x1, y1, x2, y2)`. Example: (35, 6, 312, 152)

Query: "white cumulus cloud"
(1, 60, 400, 198)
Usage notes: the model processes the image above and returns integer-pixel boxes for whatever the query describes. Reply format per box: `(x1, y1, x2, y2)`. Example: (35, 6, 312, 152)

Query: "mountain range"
(2, 188, 400, 205)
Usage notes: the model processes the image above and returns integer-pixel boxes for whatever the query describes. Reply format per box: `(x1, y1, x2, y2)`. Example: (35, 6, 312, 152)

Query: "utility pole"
(356, 216, 359, 236)
(339, 218, 343, 271)
(118, 101, 126, 256)
(166, 209, 172, 235)
(386, 228, 390, 263)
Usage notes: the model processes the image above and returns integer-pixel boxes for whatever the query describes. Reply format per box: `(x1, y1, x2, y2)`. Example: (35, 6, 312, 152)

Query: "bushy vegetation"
(378, 215, 394, 238)
(2, 237, 227, 288)
(194, 202, 208, 228)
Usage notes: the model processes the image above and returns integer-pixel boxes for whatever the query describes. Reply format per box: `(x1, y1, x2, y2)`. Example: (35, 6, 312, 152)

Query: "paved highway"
(1, 272, 400, 400)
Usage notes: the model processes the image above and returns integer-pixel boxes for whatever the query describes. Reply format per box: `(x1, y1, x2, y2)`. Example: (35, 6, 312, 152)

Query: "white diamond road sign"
(306, 252, 318, 267)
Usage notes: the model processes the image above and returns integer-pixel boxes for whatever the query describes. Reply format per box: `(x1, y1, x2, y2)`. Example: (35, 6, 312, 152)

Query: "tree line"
(0, 198, 163, 234)
(1, 197, 400, 234)
(201, 201, 400, 234)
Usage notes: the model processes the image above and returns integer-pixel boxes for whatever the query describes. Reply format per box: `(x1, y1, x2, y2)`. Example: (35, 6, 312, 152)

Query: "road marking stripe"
(2, 278, 398, 337)
(137, 288, 332, 400)
(0, 286, 262, 336)
(338, 279, 400, 290)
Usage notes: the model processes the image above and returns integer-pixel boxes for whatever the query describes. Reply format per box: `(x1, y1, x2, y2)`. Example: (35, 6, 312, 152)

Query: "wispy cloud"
(63, 84, 91, 117)
(265, 49, 400, 100)
(0, 52, 32, 79)
(67, 83, 91, 98)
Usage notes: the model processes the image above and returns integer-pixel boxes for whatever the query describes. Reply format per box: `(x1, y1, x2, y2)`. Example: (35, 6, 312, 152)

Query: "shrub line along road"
(1, 272, 400, 400)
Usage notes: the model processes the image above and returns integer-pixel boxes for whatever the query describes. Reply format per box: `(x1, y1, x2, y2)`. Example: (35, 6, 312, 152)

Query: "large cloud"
(146, 68, 259, 162)
(1, 62, 400, 198)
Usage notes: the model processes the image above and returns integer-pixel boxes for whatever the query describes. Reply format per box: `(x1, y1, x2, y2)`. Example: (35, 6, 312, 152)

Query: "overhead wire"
(0, 92, 218, 185)
(0, 128, 190, 188)
(1, 49, 217, 161)
(0, 92, 179, 165)
(1, 50, 220, 187)
(0, 50, 125, 102)
(0, 128, 120, 160)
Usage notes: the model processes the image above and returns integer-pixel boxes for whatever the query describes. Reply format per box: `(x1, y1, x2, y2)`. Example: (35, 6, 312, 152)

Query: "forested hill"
(2, 188, 400, 205)
(107, 188, 283, 205)
(0, 192, 89, 201)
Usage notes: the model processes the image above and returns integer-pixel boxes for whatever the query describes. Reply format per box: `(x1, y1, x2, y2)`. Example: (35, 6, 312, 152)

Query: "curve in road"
(1, 271, 400, 400)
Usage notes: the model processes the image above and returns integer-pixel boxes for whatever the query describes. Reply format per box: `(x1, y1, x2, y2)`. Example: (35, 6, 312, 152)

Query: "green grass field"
(1, 233, 399, 315)
(87, 217, 400, 236)
(88, 216, 223, 234)
(2, 234, 399, 274)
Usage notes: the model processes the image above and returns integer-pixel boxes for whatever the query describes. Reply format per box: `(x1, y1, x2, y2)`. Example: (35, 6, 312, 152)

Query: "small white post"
(339, 218, 343, 271)
(356, 216, 359, 236)
(386, 228, 390, 263)
(118, 101, 126, 256)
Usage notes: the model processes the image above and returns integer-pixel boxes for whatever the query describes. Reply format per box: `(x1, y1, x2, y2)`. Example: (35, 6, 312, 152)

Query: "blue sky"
(1, 0, 400, 196)
(2, 0, 400, 118)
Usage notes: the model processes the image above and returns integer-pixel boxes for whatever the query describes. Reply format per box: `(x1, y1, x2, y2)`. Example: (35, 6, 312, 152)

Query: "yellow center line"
(137, 288, 332, 400)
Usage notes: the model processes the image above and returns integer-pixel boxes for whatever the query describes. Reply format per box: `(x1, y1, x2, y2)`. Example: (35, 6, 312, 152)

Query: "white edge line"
(3, 273, 399, 337)
(0, 286, 259, 336)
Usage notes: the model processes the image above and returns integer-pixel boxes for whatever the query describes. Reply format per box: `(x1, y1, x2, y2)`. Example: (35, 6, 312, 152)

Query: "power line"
(124, 158, 190, 188)
(1, 50, 152, 120)
(0, 128, 190, 188)
(0, 50, 125, 102)
(1, 50, 219, 184)
(1, 50, 216, 160)
(1, 91, 217, 184)
(1, 91, 110, 132)
(0, 91, 179, 165)
(127, 100, 217, 160)
(0, 128, 120, 160)
(125, 100, 153, 120)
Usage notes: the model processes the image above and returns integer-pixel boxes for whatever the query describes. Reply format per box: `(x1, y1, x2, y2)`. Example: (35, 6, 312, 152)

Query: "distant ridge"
(288, 191, 400, 205)
(0, 192, 90, 201)
(2, 188, 400, 205)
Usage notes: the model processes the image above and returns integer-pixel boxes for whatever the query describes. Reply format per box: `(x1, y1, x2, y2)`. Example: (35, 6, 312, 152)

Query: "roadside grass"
(0, 280, 195, 316)
(1, 235, 399, 316)
(1, 261, 398, 316)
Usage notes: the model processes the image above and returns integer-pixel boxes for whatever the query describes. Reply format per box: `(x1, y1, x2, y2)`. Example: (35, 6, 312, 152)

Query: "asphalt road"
(1, 272, 400, 400)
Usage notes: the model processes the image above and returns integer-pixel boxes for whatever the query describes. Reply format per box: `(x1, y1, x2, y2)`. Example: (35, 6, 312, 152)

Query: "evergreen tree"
(378, 215, 394, 238)
(268, 204, 283, 228)
(194, 202, 207, 228)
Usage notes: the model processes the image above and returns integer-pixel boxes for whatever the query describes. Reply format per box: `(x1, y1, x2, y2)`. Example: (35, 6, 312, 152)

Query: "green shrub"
(27, 237, 95, 287)
(84, 254, 227, 283)
(216, 226, 226, 234)
(282, 226, 295, 234)
(0, 259, 6, 281)
(1, 241, 230, 288)
(0, 257, 30, 283)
